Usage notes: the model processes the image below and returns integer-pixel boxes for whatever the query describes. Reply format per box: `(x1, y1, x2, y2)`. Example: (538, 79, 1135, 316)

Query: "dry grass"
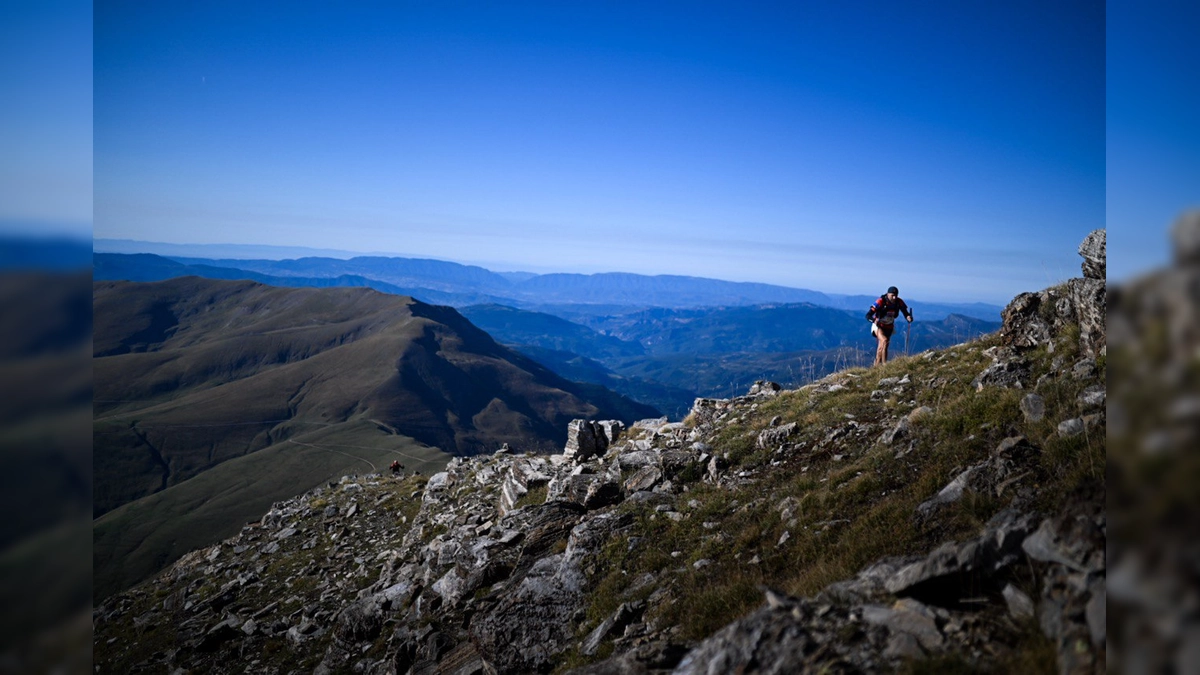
(575, 329, 1105, 667)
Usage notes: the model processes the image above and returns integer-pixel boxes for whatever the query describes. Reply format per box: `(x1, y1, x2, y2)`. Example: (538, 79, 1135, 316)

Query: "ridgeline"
(95, 231, 1106, 674)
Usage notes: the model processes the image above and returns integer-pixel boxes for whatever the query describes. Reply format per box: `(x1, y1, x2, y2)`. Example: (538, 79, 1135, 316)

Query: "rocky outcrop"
(1078, 229, 1105, 280)
(1002, 229, 1105, 358)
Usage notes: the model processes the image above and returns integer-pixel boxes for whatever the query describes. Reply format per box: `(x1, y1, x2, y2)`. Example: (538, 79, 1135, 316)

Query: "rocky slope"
(95, 231, 1105, 674)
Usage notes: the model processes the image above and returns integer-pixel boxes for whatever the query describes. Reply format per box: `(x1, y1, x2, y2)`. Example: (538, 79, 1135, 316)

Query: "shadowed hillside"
(93, 277, 656, 597)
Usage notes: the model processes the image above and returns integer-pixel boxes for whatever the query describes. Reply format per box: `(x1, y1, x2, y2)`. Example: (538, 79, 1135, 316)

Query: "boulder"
(757, 422, 797, 449)
(623, 465, 662, 494)
(861, 598, 944, 651)
(972, 358, 1030, 391)
(564, 420, 608, 463)
(1020, 393, 1045, 422)
(469, 521, 597, 671)
(886, 508, 1038, 605)
(1078, 229, 1106, 280)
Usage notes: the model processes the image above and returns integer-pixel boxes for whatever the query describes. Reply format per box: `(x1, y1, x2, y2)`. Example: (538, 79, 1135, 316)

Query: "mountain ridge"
(93, 277, 658, 598)
(93, 249, 1003, 320)
(93, 231, 1107, 674)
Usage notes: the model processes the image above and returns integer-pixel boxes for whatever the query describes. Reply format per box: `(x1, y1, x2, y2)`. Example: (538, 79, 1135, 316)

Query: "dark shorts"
(875, 322, 895, 338)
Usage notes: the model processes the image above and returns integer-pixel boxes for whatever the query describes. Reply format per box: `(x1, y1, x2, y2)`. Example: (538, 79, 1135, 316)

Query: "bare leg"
(875, 331, 890, 366)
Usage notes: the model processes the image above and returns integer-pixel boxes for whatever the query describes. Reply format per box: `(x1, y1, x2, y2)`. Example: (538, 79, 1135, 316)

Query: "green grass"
(514, 484, 549, 510)
(573, 328, 1104, 668)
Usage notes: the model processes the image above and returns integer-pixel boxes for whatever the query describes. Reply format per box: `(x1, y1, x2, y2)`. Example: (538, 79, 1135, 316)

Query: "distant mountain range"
(94, 251, 1002, 416)
(94, 277, 655, 598)
(463, 303, 1001, 412)
(92, 248, 1003, 320)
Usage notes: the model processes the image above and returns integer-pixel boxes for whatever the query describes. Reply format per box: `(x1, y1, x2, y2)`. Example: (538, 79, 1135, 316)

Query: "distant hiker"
(866, 286, 913, 366)
(390, 460, 404, 476)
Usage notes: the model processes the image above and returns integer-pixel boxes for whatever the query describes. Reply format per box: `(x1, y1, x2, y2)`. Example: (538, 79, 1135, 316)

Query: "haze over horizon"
(94, 237, 1006, 307)
(95, 2, 1104, 305)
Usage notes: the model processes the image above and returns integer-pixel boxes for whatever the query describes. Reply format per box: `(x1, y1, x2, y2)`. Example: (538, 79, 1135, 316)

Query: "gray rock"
(1002, 583, 1035, 619)
(597, 420, 625, 446)
(565, 420, 608, 463)
(581, 602, 644, 656)
(548, 473, 623, 510)
(623, 465, 662, 494)
(907, 406, 933, 422)
(631, 416, 669, 431)
(673, 606, 820, 674)
(1057, 418, 1084, 437)
(286, 621, 323, 647)
(431, 567, 468, 607)
(1021, 519, 1089, 573)
(886, 509, 1037, 602)
(880, 418, 910, 445)
(198, 618, 242, 651)
(971, 358, 1030, 391)
(1077, 385, 1105, 409)
(500, 459, 551, 515)
(861, 598, 944, 651)
(1078, 229, 1106, 279)
(756, 422, 796, 449)
(1019, 393, 1045, 422)
(883, 632, 925, 659)
(469, 510, 598, 672)
(916, 465, 979, 517)
(615, 450, 658, 470)
(748, 380, 782, 396)
(1000, 293, 1055, 350)
(706, 454, 728, 482)
(1068, 277, 1106, 357)
(1071, 358, 1098, 380)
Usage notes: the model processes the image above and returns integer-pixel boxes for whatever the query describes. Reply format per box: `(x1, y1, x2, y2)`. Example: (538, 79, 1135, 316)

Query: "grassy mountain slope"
(93, 419, 448, 601)
(93, 316, 1105, 674)
(94, 277, 653, 516)
(93, 278, 656, 595)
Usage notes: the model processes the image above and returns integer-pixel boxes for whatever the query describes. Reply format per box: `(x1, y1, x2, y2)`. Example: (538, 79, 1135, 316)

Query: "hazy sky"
(94, 1, 1105, 304)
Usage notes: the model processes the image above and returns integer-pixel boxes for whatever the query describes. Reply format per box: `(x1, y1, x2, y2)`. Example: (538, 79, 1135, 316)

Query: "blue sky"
(0, 0, 92, 236)
(92, 1, 1105, 303)
(1106, 0, 1200, 280)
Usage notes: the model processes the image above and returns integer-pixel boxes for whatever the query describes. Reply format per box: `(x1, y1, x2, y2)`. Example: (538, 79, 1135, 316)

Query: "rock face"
(94, 236, 1105, 675)
(1002, 229, 1106, 358)
(1078, 229, 1105, 280)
